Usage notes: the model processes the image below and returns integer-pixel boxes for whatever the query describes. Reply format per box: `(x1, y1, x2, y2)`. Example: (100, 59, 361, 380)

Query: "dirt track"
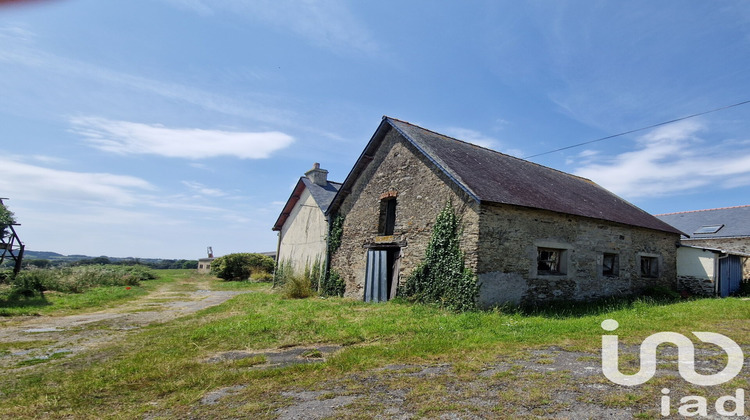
(0, 281, 249, 369)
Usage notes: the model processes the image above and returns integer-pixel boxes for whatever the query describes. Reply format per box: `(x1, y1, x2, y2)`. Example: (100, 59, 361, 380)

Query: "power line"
(523, 99, 750, 159)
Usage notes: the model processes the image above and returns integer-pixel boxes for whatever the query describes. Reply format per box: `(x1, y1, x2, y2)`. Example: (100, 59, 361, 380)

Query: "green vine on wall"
(399, 201, 479, 312)
(327, 214, 344, 255)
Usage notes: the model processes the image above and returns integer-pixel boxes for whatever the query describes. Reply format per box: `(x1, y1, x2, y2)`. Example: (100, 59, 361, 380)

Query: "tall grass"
(7, 265, 155, 297)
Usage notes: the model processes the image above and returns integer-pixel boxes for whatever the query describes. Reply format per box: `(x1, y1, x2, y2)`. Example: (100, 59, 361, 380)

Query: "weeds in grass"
(282, 275, 314, 299)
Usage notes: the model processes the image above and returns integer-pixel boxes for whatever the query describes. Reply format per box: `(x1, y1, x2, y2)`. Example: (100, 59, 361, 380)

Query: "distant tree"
(74, 256, 111, 266)
(0, 201, 16, 238)
(25, 259, 51, 268)
(211, 253, 275, 281)
(182, 260, 198, 269)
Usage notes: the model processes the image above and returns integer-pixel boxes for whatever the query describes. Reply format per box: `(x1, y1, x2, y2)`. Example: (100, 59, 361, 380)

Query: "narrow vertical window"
(602, 253, 619, 277)
(378, 198, 396, 236)
(640, 256, 659, 278)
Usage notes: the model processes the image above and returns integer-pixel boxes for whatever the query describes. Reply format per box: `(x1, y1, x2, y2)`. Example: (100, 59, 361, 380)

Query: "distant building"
(197, 257, 214, 273)
(197, 246, 215, 274)
(656, 206, 750, 296)
(272, 163, 342, 275)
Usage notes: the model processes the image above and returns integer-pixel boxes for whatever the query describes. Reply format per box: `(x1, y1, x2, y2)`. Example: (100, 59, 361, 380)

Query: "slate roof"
(655, 205, 750, 239)
(328, 116, 682, 235)
(302, 177, 341, 214)
(272, 177, 342, 231)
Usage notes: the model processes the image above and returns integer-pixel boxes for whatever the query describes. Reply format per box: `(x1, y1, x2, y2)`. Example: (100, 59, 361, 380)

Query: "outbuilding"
(326, 117, 683, 306)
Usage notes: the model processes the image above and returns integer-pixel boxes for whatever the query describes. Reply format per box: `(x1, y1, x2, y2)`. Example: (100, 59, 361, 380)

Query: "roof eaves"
(272, 178, 306, 231)
(679, 244, 750, 258)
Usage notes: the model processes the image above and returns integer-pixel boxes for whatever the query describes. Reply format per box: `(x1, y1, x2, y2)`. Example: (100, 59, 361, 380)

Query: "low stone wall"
(677, 275, 715, 296)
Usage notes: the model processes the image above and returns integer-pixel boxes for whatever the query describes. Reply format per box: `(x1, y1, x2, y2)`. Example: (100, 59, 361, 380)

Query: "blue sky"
(1, 0, 750, 259)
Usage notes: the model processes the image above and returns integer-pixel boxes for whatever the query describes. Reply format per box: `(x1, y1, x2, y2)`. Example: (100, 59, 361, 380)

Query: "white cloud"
(0, 36, 293, 126)
(161, 0, 378, 55)
(0, 156, 155, 206)
(442, 127, 498, 149)
(573, 120, 750, 198)
(182, 181, 228, 197)
(70, 117, 294, 159)
(442, 126, 523, 157)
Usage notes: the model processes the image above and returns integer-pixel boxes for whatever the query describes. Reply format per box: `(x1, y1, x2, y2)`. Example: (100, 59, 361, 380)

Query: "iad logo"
(601, 319, 744, 386)
(601, 319, 746, 417)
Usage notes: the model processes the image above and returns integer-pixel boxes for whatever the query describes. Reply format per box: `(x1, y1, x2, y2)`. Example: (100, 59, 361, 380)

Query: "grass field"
(0, 270, 748, 419)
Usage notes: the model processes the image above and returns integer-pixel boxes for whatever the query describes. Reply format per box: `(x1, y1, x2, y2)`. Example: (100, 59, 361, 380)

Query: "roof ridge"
(655, 204, 750, 216)
(383, 116, 596, 184)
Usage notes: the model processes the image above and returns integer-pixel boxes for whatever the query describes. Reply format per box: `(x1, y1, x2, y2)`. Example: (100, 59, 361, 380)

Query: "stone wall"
(330, 128, 480, 299)
(682, 237, 750, 281)
(677, 275, 715, 296)
(476, 204, 679, 306)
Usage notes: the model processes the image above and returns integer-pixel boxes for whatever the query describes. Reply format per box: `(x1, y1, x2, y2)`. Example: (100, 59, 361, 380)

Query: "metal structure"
(0, 198, 24, 275)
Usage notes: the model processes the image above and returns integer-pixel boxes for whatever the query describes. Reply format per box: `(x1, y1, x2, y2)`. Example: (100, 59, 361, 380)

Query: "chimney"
(305, 162, 328, 186)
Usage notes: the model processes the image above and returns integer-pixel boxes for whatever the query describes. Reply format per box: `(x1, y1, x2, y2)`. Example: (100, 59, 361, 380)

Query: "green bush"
(211, 253, 275, 281)
(400, 201, 479, 312)
(250, 272, 274, 282)
(282, 275, 314, 299)
(320, 269, 345, 297)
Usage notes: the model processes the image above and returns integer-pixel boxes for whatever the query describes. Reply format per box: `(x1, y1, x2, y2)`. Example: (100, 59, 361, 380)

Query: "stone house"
(326, 117, 683, 306)
(656, 206, 750, 296)
(273, 163, 341, 275)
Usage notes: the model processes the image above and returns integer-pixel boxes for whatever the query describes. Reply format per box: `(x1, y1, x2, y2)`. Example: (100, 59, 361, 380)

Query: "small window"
(694, 224, 724, 234)
(602, 253, 619, 277)
(199, 264, 204, 269)
(640, 256, 659, 278)
(378, 198, 396, 236)
(538, 248, 565, 275)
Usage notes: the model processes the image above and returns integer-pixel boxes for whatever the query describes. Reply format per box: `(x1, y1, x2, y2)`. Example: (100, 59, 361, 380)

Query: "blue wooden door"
(364, 250, 389, 302)
(719, 255, 742, 297)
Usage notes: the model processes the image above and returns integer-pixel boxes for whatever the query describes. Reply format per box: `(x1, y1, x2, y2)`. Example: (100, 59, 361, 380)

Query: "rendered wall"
(683, 237, 750, 281)
(277, 188, 328, 274)
(674, 246, 717, 296)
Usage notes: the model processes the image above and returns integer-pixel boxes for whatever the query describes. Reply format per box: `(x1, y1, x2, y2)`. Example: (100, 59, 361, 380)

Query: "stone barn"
(326, 117, 682, 307)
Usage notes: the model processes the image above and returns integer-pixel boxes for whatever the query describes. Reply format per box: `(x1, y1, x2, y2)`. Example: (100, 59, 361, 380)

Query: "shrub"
(320, 270, 345, 297)
(282, 274, 314, 299)
(211, 253, 275, 281)
(250, 272, 274, 282)
(11, 270, 53, 297)
(399, 201, 479, 312)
